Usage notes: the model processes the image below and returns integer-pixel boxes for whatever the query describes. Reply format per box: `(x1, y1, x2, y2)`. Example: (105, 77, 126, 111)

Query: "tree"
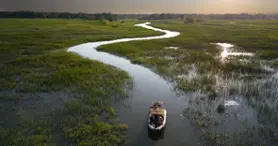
(99, 16, 105, 23)
(195, 18, 205, 23)
(181, 15, 184, 20)
(184, 17, 194, 24)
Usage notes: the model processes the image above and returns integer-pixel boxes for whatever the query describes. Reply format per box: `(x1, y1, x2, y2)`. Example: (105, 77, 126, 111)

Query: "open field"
(100, 20, 278, 145)
(0, 19, 160, 146)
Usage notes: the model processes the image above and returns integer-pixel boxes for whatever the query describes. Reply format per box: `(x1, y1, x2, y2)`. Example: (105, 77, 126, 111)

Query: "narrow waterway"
(68, 22, 203, 146)
(67, 22, 278, 145)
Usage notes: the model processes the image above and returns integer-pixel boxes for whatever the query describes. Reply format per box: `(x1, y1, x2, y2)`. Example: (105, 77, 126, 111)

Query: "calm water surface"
(68, 22, 203, 146)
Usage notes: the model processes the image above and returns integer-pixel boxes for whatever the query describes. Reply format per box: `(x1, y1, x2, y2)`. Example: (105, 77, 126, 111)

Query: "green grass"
(257, 50, 278, 60)
(1, 18, 278, 146)
(99, 19, 278, 145)
(100, 19, 278, 55)
(0, 19, 161, 63)
(152, 20, 278, 51)
(0, 19, 160, 146)
(100, 19, 278, 85)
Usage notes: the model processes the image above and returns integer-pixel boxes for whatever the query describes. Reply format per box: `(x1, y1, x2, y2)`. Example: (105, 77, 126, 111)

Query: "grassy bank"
(0, 19, 159, 146)
(100, 20, 278, 145)
(100, 19, 278, 86)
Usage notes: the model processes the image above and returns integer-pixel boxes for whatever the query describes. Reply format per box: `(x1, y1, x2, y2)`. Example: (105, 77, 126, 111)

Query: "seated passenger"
(158, 115, 163, 124)
(154, 114, 163, 127)
(150, 115, 156, 124)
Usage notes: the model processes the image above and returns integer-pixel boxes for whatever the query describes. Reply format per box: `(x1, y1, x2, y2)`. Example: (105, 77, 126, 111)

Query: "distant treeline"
(121, 13, 278, 20)
(0, 11, 118, 21)
(1, 11, 278, 21)
(117, 14, 149, 20)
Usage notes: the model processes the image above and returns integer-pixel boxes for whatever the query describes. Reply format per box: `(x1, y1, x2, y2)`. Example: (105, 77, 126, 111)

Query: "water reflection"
(214, 43, 254, 62)
(148, 128, 165, 141)
(181, 42, 278, 145)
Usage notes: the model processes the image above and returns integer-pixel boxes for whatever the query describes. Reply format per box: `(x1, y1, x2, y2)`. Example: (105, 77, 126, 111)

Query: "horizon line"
(0, 10, 278, 15)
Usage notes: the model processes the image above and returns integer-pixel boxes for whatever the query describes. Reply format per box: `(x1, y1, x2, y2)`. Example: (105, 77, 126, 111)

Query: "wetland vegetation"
(100, 19, 278, 145)
(0, 19, 159, 146)
(1, 17, 278, 146)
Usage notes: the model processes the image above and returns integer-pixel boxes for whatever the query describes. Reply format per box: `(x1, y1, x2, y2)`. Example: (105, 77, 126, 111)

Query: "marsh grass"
(258, 50, 278, 60)
(100, 19, 278, 145)
(0, 19, 160, 146)
(2, 18, 277, 145)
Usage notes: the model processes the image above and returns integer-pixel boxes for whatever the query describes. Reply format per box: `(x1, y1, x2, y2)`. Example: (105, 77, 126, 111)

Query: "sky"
(0, 0, 278, 14)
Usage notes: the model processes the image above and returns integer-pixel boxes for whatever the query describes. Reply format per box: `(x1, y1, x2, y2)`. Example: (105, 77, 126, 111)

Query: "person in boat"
(151, 101, 162, 108)
(150, 114, 164, 127)
(157, 115, 163, 125)
(149, 101, 164, 127)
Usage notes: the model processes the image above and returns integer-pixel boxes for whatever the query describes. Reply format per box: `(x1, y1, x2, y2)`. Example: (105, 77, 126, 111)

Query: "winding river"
(68, 22, 204, 146)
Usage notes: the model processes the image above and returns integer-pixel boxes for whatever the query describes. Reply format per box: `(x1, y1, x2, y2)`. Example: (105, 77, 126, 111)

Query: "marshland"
(1, 15, 278, 146)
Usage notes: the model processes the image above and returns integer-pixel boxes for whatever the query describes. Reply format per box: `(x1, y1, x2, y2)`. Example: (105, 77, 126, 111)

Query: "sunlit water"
(164, 46, 179, 50)
(68, 22, 203, 146)
(194, 43, 278, 145)
(215, 43, 254, 62)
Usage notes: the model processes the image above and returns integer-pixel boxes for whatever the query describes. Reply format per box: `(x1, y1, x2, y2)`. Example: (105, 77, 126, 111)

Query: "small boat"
(148, 101, 167, 131)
